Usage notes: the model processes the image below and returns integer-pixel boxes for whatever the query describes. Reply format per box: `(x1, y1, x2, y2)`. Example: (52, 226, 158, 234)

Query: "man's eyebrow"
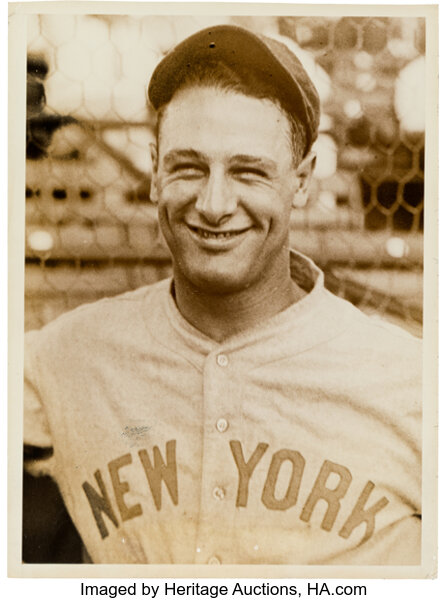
(162, 150, 279, 173)
(230, 154, 278, 172)
(162, 149, 206, 166)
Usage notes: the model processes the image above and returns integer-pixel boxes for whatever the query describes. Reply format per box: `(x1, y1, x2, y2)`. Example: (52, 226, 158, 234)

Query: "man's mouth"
(187, 225, 250, 240)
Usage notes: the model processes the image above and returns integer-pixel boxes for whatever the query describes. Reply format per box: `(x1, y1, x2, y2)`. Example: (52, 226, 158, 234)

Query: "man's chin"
(179, 266, 254, 296)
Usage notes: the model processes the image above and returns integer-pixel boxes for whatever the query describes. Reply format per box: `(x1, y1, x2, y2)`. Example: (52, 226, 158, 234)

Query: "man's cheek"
(161, 184, 200, 211)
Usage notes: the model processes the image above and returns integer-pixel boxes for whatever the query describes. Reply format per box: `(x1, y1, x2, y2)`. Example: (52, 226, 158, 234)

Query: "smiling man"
(24, 25, 422, 566)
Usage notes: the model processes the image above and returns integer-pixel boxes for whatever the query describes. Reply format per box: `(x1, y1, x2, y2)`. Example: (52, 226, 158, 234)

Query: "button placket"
(195, 350, 238, 564)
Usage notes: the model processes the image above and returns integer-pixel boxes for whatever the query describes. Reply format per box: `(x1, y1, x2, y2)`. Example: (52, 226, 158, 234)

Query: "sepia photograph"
(8, 1, 438, 579)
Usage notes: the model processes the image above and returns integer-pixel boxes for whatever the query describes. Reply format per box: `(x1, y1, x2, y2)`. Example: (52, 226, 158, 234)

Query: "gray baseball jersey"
(24, 251, 421, 565)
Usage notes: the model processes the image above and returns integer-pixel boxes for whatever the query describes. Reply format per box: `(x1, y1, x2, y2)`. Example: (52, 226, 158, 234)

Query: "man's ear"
(149, 143, 159, 204)
(292, 152, 316, 209)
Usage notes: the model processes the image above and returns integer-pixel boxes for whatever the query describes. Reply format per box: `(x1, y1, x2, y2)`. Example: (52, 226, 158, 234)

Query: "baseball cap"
(148, 25, 320, 156)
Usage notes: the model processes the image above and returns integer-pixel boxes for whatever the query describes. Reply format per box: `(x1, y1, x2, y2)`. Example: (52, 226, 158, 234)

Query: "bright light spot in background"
(388, 38, 418, 60)
(28, 231, 54, 252)
(295, 25, 313, 46)
(318, 190, 337, 211)
(313, 134, 337, 180)
(386, 237, 409, 258)
(355, 72, 376, 93)
(48, 124, 86, 156)
(293, 194, 308, 209)
(344, 99, 363, 119)
(266, 33, 332, 103)
(394, 56, 425, 133)
(353, 51, 374, 70)
(318, 113, 333, 132)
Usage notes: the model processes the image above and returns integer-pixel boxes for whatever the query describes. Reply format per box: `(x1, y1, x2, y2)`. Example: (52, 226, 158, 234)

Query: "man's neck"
(172, 268, 306, 343)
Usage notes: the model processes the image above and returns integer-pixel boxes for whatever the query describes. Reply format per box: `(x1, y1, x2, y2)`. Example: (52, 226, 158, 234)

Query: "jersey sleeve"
(23, 329, 55, 477)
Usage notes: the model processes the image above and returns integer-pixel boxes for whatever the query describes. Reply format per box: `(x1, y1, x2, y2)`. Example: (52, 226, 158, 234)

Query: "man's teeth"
(193, 227, 241, 239)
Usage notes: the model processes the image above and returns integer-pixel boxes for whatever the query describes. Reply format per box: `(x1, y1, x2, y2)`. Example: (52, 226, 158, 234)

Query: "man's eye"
(171, 163, 203, 175)
(232, 167, 268, 180)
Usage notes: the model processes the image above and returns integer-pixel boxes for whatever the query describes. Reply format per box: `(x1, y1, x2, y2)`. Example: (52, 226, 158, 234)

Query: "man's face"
(151, 86, 310, 294)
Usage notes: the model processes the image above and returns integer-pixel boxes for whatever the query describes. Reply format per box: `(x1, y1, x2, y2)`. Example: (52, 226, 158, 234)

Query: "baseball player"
(24, 25, 421, 565)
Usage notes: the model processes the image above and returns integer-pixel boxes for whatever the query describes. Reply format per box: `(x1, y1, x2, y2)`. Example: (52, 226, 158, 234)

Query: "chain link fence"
(25, 14, 425, 337)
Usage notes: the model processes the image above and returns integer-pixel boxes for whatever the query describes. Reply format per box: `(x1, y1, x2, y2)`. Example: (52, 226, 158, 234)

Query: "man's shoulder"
(289, 250, 421, 355)
(323, 289, 422, 359)
(26, 278, 171, 348)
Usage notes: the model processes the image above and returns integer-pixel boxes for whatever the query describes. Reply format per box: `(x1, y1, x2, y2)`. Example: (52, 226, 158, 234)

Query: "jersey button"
(208, 556, 221, 565)
(216, 354, 228, 367)
(216, 418, 228, 433)
(212, 486, 226, 500)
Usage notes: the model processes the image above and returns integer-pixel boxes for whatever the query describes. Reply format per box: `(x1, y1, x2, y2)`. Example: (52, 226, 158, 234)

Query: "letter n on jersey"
(81, 440, 178, 539)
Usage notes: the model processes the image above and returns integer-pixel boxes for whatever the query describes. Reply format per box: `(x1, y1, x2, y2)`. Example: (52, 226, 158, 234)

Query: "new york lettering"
(82, 439, 389, 543)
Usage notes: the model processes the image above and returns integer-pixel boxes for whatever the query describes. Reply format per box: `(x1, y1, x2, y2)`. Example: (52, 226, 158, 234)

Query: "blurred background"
(25, 13, 425, 338)
(23, 13, 425, 562)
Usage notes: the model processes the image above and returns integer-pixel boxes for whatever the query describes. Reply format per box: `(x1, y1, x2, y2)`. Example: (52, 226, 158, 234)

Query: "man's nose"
(195, 169, 237, 224)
